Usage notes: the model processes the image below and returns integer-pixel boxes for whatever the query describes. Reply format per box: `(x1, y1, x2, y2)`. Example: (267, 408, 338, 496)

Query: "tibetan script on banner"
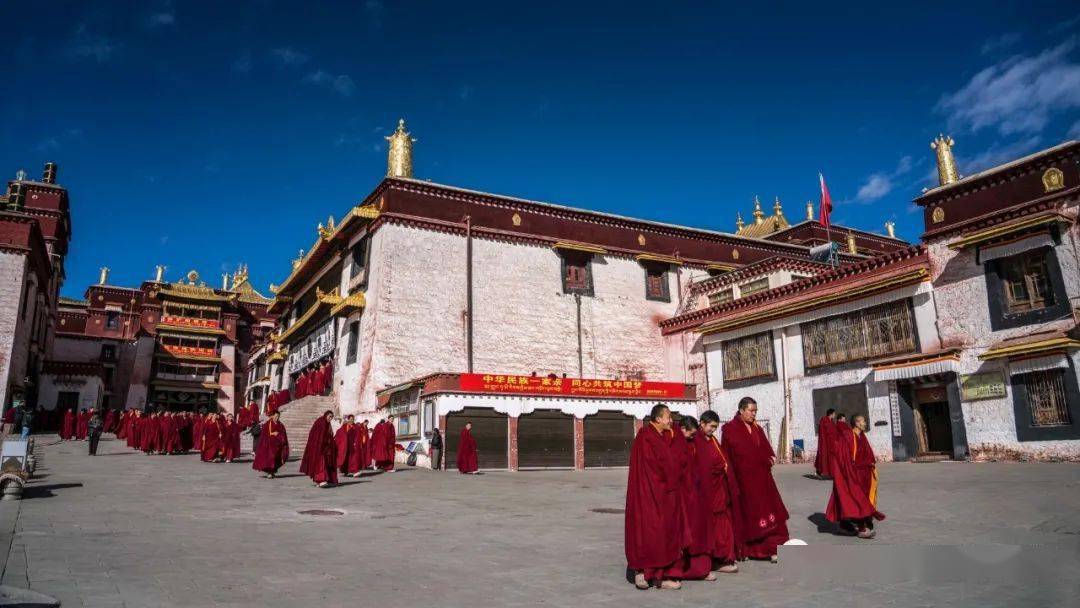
(458, 373, 691, 399)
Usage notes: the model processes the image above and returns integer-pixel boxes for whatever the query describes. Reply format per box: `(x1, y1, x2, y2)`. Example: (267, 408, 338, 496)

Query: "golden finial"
(186, 270, 199, 284)
(292, 249, 304, 270)
(931, 134, 960, 186)
(773, 196, 784, 218)
(98, 267, 110, 285)
(154, 265, 165, 282)
(221, 273, 229, 290)
(885, 220, 896, 239)
(317, 215, 336, 239)
(269, 283, 279, 294)
(752, 195, 764, 225)
(735, 212, 744, 231)
(806, 201, 814, 221)
(386, 118, 416, 178)
(846, 231, 857, 254)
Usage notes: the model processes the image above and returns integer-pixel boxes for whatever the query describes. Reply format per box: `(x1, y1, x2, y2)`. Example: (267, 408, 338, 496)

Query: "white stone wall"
(38, 375, 104, 411)
(0, 252, 30, 409)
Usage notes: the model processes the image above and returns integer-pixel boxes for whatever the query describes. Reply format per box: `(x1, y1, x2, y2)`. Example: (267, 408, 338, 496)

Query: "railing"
(155, 371, 217, 383)
(160, 315, 221, 329)
(162, 344, 218, 358)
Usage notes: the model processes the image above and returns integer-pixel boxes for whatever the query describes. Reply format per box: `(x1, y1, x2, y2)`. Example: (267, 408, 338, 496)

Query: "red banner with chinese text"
(458, 373, 690, 399)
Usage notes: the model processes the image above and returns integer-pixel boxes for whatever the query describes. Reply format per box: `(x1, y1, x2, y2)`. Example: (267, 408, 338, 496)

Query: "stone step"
(275, 395, 336, 459)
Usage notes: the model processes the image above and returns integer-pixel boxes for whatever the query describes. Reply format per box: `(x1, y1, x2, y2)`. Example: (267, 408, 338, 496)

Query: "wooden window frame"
(345, 321, 360, 365)
(800, 299, 918, 370)
(389, 387, 421, 439)
(721, 331, 777, 385)
(642, 262, 671, 302)
(985, 245, 1069, 331)
(738, 277, 770, 298)
(560, 252, 594, 297)
(708, 288, 734, 308)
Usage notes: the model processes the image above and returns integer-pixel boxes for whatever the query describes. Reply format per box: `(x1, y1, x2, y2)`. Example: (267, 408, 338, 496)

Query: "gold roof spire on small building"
(806, 200, 814, 221)
(773, 196, 784, 218)
(386, 118, 416, 178)
(846, 231, 858, 254)
(931, 134, 960, 186)
(735, 212, 744, 231)
(752, 195, 765, 225)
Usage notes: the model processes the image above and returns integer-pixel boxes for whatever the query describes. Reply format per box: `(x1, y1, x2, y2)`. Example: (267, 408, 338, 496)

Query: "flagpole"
(819, 172, 838, 267)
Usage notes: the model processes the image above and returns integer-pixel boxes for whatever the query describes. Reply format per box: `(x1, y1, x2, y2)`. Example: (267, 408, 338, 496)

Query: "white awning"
(873, 357, 958, 382)
(979, 232, 1054, 263)
(1009, 354, 1070, 376)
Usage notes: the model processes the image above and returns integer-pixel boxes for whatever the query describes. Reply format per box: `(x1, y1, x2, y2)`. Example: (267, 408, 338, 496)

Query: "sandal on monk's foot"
(857, 529, 875, 539)
(718, 563, 739, 574)
(770, 555, 778, 564)
(659, 580, 682, 590)
(704, 573, 717, 581)
(633, 573, 648, 590)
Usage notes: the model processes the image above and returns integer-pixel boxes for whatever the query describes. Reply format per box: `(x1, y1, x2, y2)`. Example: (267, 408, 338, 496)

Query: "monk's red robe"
(299, 415, 338, 484)
(75, 410, 90, 440)
(668, 433, 711, 580)
(193, 416, 205, 452)
(60, 409, 76, 440)
(721, 414, 790, 559)
(814, 416, 836, 477)
(102, 410, 115, 435)
(126, 414, 141, 448)
(375, 421, 397, 471)
(200, 419, 223, 462)
(335, 422, 359, 474)
(693, 433, 739, 564)
(358, 423, 372, 468)
(139, 416, 157, 452)
(222, 420, 242, 461)
(115, 411, 128, 440)
(826, 429, 885, 525)
(625, 424, 684, 582)
(457, 427, 479, 473)
(321, 362, 333, 393)
(266, 392, 278, 415)
(253, 419, 290, 474)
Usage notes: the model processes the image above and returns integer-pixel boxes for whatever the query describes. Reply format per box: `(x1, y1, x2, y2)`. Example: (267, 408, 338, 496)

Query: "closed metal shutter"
(584, 411, 634, 467)
(518, 410, 574, 469)
(446, 407, 508, 470)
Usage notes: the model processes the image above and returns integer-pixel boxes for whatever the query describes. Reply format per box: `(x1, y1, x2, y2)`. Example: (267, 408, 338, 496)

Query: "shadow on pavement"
(808, 512, 856, 537)
(22, 483, 84, 500)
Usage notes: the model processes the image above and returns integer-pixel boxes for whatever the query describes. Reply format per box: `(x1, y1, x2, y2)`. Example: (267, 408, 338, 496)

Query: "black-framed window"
(105, 311, 120, 330)
(722, 331, 776, 384)
(738, 277, 769, 298)
(560, 252, 593, 296)
(345, 321, 360, 365)
(349, 237, 369, 284)
(985, 247, 1069, 331)
(1011, 360, 1080, 442)
(643, 262, 671, 302)
(801, 299, 917, 369)
(101, 344, 116, 362)
(708, 288, 733, 308)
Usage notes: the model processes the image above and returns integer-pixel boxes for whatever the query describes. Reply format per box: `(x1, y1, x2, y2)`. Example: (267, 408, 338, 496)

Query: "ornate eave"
(273, 288, 341, 343)
(635, 253, 683, 266)
(329, 291, 367, 317)
(153, 351, 222, 363)
(266, 349, 287, 363)
(947, 211, 1073, 250)
(979, 334, 1080, 361)
(152, 380, 222, 391)
(155, 283, 232, 303)
(552, 241, 607, 255)
(272, 204, 381, 300)
(870, 348, 962, 370)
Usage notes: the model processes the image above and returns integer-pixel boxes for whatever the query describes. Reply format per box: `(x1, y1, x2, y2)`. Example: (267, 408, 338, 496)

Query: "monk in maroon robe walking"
(693, 410, 740, 574)
(335, 415, 361, 476)
(222, 413, 242, 462)
(668, 416, 715, 582)
(358, 420, 372, 469)
(814, 409, 837, 479)
(200, 413, 224, 462)
(826, 414, 885, 538)
(625, 404, 686, 590)
(253, 411, 290, 477)
(375, 416, 397, 471)
(721, 397, 789, 562)
(300, 410, 338, 487)
(457, 422, 479, 474)
(76, 409, 90, 440)
(60, 408, 76, 441)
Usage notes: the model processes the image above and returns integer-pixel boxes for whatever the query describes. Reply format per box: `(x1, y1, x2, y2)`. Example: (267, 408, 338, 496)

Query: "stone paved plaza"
(2, 437, 1079, 607)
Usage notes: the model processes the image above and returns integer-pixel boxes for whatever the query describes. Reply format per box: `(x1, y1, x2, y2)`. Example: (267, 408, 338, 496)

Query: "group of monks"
(58, 407, 97, 441)
(291, 412, 400, 487)
(293, 360, 334, 400)
(113, 409, 245, 462)
(816, 408, 886, 538)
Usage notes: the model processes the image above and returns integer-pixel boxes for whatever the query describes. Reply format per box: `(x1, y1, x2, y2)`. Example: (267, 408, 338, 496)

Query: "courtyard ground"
(2, 436, 1079, 607)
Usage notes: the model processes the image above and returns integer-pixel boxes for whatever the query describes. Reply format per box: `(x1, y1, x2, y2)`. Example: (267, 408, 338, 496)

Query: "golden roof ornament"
(931, 135, 960, 186)
(735, 212, 744, 231)
(386, 118, 415, 179)
(885, 220, 896, 239)
(98, 267, 110, 285)
(806, 201, 814, 221)
(752, 196, 764, 225)
(292, 249, 304, 270)
(221, 274, 229, 290)
(185, 270, 200, 285)
(846, 231, 857, 254)
(773, 196, 784, 218)
(154, 265, 165, 282)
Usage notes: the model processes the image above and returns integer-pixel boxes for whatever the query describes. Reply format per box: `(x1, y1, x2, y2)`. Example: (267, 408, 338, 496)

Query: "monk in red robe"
(721, 397, 789, 562)
(358, 420, 372, 469)
(813, 409, 837, 479)
(826, 414, 885, 538)
(457, 422, 479, 474)
(222, 413, 242, 462)
(253, 410, 290, 477)
(200, 413, 224, 462)
(76, 409, 90, 440)
(116, 410, 129, 440)
(139, 412, 158, 454)
(60, 408, 76, 441)
(669, 416, 715, 582)
(158, 412, 174, 454)
(126, 410, 141, 448)
(299, 410, 338, 487)
(693, 410, 740, 574)
(625, 404, 686, 590)
(375, 416, 397, 471)
(335, 415, 361, 476)
(102, 409, 115, 435)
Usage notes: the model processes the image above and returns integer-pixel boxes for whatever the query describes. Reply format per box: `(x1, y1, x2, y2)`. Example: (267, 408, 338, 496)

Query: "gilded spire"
(386, 118, 416, 178)
(885, 220, 896, 239)
(98, 267, 110, 285)
(752, 196, 764, 225)
(773, 196, 784, 218)
(154, 265, 165, 282)
(806, 200, 814, 221)
(846, 231, 857, 254)
(736, 212, 744, 231)
(931, 134, 960, 186)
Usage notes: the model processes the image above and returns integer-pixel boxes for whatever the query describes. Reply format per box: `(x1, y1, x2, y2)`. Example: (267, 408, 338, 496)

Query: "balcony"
(155, 371, 217, 384)
(160, 344, 219, 360)
(158, 315, 225, 335)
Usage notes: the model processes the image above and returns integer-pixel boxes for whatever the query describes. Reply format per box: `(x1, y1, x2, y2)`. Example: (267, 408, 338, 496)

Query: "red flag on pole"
(818, 172, 833, 229)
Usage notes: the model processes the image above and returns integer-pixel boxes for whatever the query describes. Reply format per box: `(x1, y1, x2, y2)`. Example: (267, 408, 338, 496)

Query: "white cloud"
(854, 155, 913, 203)
(270, 47, 309, 67)
(937, 38, 1080, 136)
(304, 70, 355, 97)
(960, 136, 1043, 174)
(980, 32, 1021, 55)
(67, 24, 118, 63)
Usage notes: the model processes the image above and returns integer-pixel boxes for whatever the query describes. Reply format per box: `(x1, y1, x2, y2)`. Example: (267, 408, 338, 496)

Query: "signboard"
(286, 320, 336, 374)
(1, 439, 29, 474)
(888, 380, 902, 437)
(458, 373, 690, 399)
(960, 371, 1007, 402)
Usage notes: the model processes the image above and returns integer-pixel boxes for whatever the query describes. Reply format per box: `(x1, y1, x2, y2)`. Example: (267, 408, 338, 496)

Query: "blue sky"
(2, 1, 1078, 298)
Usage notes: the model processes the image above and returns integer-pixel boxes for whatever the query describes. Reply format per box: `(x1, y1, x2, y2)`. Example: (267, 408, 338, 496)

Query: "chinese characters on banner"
(458, 373, 690, 399)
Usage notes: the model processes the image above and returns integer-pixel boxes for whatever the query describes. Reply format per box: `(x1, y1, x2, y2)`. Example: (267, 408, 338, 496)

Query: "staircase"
(276, 395, 336, 460)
